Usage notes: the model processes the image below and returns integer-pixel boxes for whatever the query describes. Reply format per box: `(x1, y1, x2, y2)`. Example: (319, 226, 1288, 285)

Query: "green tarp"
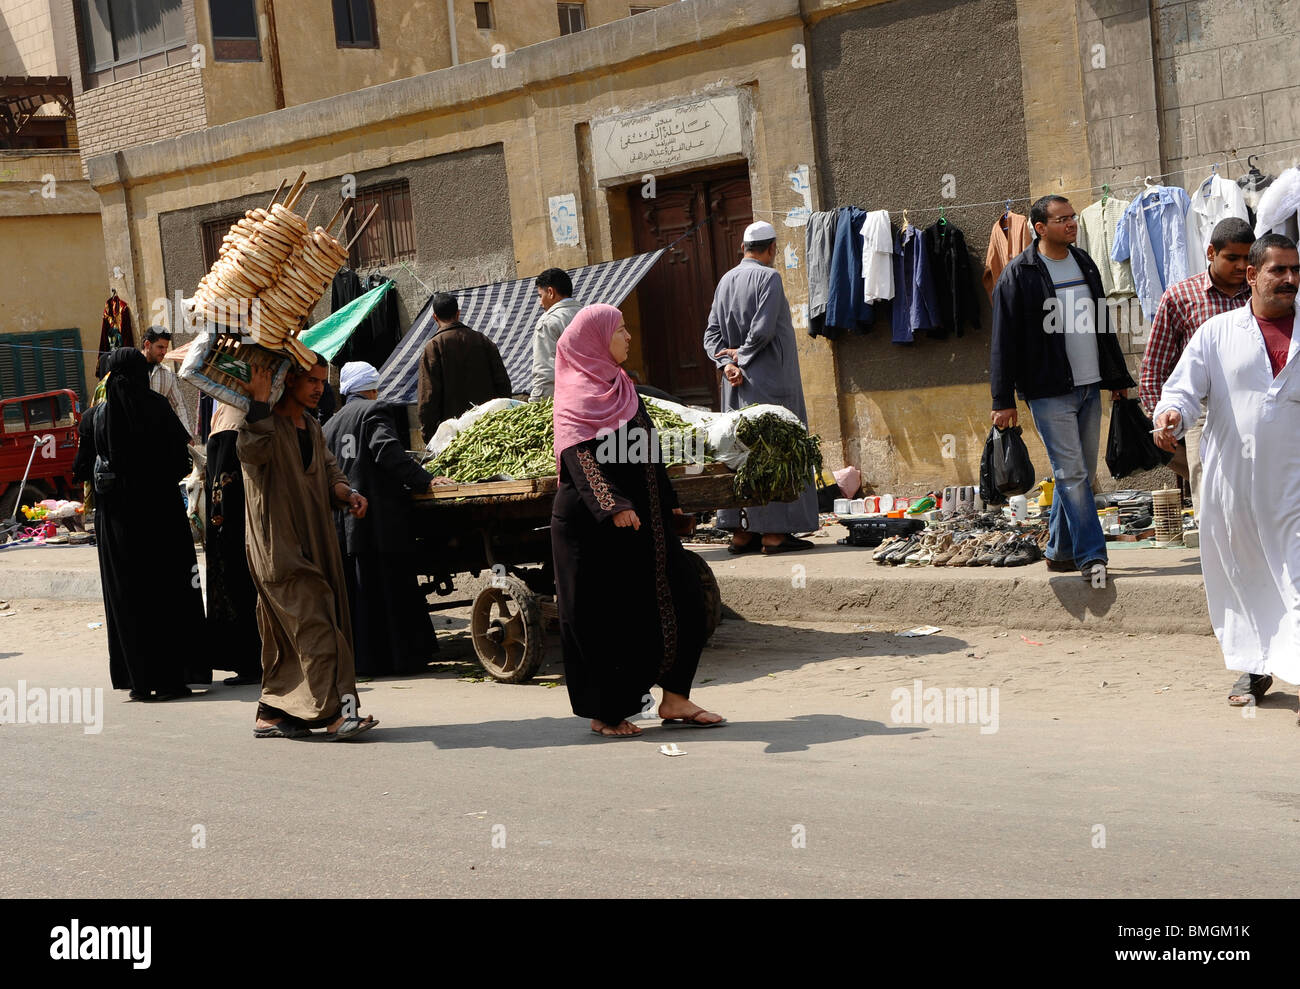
(298, 280, 392, 360)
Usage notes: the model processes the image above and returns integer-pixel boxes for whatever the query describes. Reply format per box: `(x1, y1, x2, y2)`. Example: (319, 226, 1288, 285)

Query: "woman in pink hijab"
(551, 304, 725, 738)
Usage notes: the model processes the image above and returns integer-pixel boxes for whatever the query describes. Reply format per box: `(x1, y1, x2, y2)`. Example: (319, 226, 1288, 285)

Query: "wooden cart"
(411, 462, 745, 683)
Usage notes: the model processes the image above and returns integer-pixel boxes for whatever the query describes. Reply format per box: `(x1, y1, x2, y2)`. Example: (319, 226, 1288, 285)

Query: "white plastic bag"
(641, 397, 801, 472)
(425, 398, 526, 457)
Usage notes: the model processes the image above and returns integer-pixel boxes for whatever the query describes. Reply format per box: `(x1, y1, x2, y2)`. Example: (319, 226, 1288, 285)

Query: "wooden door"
(630, 167, 752, 409)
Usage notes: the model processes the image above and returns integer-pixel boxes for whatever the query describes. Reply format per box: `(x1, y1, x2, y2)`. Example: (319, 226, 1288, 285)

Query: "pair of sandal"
(254, 714, 379, 741)
(728, 535, 815, 556)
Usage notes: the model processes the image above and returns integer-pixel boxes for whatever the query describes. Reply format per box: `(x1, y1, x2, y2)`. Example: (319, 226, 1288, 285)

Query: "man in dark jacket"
(990, 195, 1136, 587)
(326, 361, 443, 676)
(417, 292, 514, 443)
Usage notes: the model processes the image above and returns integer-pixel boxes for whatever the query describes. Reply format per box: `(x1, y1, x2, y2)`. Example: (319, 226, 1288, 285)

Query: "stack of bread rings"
(192, 174, 369, 370)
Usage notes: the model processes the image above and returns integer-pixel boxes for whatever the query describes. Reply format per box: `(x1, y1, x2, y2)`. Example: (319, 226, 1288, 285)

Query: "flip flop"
(253, 720, 311, 739)
(726, 538, 762, 555)
(590, 726, 643, 738)
(761, 536, 815, 555)
(1228, 673, 1272, 707)
(661, 713, 727, 728)
(326, 715, 378, 740)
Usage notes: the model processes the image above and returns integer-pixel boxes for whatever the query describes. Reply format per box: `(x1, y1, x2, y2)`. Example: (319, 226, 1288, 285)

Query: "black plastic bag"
(979, 425, 1035, 504)
(1105, 397, 1173, 478)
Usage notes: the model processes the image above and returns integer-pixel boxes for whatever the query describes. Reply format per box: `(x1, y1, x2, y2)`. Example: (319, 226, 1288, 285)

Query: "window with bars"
(209, 0, 260, 61)
(0, 331, 87, 406)
(557, 3, 586, 35)
(333, 0, 379, 48)
(346, 181, 416, 269)
(201, 213, 245, 270)
(475, 2, 493, 29)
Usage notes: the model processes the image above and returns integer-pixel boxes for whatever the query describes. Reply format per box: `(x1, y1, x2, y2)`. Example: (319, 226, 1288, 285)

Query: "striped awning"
(376, 249, 665, 404)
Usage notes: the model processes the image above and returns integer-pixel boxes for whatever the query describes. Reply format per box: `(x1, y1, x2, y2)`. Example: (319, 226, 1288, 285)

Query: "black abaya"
(551, 401, 706, 726)
(73, 349, 211, 695)
(204, 428, 262, 680)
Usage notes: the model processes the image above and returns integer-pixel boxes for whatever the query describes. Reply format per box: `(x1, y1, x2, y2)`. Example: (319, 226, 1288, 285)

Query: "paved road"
(0, 598, 1288, 897)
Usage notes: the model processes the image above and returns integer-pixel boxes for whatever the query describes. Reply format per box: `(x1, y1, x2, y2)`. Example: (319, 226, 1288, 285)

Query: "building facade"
(6, 0, 1299, 491)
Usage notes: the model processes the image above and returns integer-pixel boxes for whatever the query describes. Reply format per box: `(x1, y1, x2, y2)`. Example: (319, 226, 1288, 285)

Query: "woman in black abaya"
(73, 348, 211, 700)
(550, 304, 724, 738)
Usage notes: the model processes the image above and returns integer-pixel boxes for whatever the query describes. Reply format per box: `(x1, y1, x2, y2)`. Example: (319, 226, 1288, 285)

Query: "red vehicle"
(0, 389, 82, 523)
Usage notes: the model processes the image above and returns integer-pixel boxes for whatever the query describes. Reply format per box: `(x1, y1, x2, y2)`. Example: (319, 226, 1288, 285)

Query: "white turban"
(339, 361, 380, 397)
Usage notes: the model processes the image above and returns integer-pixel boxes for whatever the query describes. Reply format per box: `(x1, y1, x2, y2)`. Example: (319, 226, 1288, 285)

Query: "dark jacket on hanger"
(990, 241, 1136, 410)
(923, 221, 981, 337)
(823, 206, 873, 338)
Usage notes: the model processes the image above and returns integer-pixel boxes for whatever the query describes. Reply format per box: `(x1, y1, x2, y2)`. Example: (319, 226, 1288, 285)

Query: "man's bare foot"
(658, 691, 724, 725)
(591, 718, 641, 736)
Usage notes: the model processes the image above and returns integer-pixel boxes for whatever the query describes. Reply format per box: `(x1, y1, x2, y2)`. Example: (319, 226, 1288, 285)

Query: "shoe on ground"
(1081, 560, 1108, 586)
(1044, 555, 1076, 572)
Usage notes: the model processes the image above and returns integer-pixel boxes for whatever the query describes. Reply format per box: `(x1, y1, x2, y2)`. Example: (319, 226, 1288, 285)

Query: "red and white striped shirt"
(1139, 271, 1250, 414)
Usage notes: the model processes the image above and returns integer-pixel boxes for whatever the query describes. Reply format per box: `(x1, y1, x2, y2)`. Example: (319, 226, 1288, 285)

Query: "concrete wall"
(1156, 0, 1300, 186)
(0, 150, 105, 397)
(0, 0, 58, 75)
(809, 0, 1033, 492)
(155, 144, 516, 337)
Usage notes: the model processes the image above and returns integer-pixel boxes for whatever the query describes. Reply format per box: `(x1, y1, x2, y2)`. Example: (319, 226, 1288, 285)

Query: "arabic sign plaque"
(592, 94, 743, 182)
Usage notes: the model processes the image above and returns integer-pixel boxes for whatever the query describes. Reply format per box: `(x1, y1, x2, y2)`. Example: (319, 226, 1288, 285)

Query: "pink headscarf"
(552, 303, 640, 466)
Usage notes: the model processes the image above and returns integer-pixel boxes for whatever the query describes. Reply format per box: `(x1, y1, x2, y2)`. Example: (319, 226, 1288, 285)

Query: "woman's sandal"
(726, 536, 762, 555)
(1227, 673, 1272, 707)
(661, 711, 727, 728)
(326, 715, 378, 740)
(590, 721, 643, 738)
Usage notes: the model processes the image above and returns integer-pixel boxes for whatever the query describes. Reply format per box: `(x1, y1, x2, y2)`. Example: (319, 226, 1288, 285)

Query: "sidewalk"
(0, 525, 1210, 635)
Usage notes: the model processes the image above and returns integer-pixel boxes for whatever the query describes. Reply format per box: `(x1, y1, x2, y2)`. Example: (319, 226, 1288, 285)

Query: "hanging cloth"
(1186, 172, 1249, 262)
(1112, 184, 1192, 320)
(805, 210, 839, 339)
(1078, 197, 1135, 297)
(1253, 166, 1300, 240)
(982, 211, 1032, 300)
(98, 294, 133, 358)
(860, 210, 895, 303)
(923, 219, 980, 337)
(891, 224, 942, 344)
(824, 206, 874, 338)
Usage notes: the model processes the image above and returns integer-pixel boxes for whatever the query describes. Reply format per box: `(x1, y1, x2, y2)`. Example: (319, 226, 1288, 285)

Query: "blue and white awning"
(377, 249, 665, 404)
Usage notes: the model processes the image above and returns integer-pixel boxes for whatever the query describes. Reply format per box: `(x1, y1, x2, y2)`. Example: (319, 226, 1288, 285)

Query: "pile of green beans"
(425, 400, 712, 482)
(733, 413, 823, 504)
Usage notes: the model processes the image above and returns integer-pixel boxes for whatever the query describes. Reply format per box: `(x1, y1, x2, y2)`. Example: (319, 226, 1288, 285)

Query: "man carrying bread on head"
(238, 348, 378, 741)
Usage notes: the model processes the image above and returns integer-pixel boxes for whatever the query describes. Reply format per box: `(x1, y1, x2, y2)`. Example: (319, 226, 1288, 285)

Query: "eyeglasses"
(1046, 214, 1078, 224)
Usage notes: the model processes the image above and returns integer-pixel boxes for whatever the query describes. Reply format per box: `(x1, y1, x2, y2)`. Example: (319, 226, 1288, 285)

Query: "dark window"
(474, 2, 493, 29)
(332, 0, 378, 48)
(630, 5, 655, 13)
(201, 213, 245, 270)
(209, 0, 261, 61)
(557, 3, 586, 34)
(346, 180, 416, 269)
(78, 0, 186, 74)
(0, 331, 87, 406)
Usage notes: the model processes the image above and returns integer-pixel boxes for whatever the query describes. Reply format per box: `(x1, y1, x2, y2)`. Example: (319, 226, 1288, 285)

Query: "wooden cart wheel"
(686, 550, 723, 640)
(471, 575, 545, 683)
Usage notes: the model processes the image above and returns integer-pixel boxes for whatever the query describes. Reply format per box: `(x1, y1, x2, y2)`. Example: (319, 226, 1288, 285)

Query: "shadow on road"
(377, 712, 924, 753)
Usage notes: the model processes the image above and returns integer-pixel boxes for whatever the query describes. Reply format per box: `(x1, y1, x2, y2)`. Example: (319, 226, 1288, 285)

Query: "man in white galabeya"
(1154, 233, 1300, 713)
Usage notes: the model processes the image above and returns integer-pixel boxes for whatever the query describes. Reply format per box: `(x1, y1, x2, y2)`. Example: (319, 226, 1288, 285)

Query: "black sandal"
(1227, 672, 1272, 707)
(761, 535, 816, 555)
(726, 537, 762, 555)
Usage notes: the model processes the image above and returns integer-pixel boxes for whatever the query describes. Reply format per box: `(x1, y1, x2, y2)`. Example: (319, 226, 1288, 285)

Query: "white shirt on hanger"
(1185, 173, 1249, 263)
(1254, 166, 1300, 239)
(860, 210, 894, 302)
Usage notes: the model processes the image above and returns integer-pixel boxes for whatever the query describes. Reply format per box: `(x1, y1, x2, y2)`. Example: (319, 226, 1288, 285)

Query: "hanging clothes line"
(751, 139, 1300, 220)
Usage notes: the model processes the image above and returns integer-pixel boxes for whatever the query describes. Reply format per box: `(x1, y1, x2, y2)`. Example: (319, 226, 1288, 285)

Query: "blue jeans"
(1027, 385, 1107, 567)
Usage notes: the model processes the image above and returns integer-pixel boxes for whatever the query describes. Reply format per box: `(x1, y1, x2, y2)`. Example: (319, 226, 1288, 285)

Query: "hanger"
(1003, 199, 1012, 219)
(1199, 162, 1219, 195)
(109, 287, 118, 299)
(938, 205, 948, 228)
(1100, 183, 1110, 207)
(901, 208, 911, 233)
